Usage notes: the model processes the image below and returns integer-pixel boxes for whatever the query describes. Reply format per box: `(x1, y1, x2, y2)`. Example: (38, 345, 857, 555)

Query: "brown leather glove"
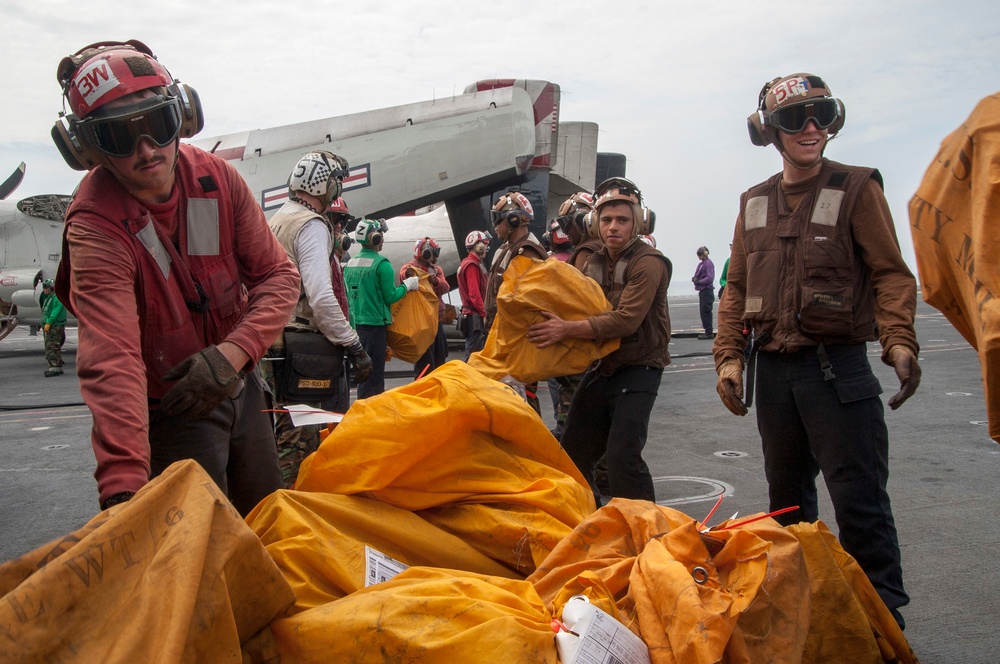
(887, 346, 921, 410)
(716, 359, 748, 416)
(160, 345, 242, 419)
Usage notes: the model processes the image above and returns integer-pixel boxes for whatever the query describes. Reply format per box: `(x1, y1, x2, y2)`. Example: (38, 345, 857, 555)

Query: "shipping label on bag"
(364, 545, 409, 586)
(555, 596, 651, 664)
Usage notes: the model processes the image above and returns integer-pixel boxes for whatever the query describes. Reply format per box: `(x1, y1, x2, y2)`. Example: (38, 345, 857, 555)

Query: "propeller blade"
(0, 162, 26, 200)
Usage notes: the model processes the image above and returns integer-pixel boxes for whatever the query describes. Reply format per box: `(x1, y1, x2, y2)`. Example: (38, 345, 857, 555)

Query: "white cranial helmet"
(288, 150, 349, 208)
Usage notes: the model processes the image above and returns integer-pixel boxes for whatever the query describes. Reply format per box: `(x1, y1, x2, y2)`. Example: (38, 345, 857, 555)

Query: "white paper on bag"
(364, 545, 409, 587)
(555, 596, 651, 664)
(285, 404, 345, 428)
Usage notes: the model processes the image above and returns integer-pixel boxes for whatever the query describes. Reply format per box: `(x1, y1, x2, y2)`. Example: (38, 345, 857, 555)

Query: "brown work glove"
(161, 345, 242, 419)
(716, 359, 748, 416)
(887, 346, 921, 410)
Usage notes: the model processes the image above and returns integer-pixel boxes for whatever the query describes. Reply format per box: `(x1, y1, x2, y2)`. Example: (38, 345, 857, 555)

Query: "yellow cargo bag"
(387, 270, 439, 363)
(468, 256, 620, 384)
(0, 460, 294, 664)
(296, 360, 596, 574)
(908, 91, 1000, 443)
(246, 489, 520, 614)
(270, 567, 558, 664)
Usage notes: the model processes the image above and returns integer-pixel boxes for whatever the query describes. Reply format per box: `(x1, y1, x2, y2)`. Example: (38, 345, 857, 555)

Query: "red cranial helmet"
(413, 237, 441, 261)
(52, 40, 203, 170)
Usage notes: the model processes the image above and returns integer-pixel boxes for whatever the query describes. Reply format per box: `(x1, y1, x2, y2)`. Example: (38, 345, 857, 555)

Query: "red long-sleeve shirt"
(64, 146, 299, 502)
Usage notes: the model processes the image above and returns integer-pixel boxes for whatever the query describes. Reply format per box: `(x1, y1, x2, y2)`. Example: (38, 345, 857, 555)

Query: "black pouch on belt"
(281, 330, 344, 400)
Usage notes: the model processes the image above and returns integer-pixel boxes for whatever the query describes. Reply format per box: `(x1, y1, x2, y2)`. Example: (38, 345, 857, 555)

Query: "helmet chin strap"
(782, 151, 824, 171)
(777, 132, 832, 172)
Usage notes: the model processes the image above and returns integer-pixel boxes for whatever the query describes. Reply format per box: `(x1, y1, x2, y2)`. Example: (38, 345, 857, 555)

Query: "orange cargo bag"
(387, 270, 439, 363)
(469, 256, 620, 384)
(908, 91, 1000, 443)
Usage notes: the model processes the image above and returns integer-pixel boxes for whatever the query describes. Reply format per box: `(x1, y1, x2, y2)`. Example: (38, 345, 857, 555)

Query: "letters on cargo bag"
(0, 459, 295, 663)
(908, 91, 1000, 443)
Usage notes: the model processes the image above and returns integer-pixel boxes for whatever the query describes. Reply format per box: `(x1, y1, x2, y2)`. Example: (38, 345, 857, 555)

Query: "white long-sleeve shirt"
(294, 219, 359, 347)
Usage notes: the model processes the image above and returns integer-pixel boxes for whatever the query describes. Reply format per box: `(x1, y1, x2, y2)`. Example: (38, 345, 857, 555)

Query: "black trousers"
(755, 342, 908, 616)
(149, 370, 282, 516)
(561, 364, 663, 505)
(463, 313, 486, 361)
(698, 287, 715, 334)
(357, 324, 388, 399)
(414, 322, 449, 378)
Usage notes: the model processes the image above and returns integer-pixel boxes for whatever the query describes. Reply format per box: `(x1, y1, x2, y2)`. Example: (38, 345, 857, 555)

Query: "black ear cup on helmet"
(584, 210, 598, 239)
(337, 234, 353, 253)
(584, 205, 655, 239)
(747, 110, 771, 147)
(170, 82, 204, 138)
(638, 208, 655, 235)
(51, 115, 104, 171)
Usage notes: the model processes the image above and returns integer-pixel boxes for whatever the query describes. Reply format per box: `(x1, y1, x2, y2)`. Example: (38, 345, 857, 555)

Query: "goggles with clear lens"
(82, 96, 183, 157)
(490, 209, 525, 226)
(767, 98, 839, 134)
(555, 211, 587, 234)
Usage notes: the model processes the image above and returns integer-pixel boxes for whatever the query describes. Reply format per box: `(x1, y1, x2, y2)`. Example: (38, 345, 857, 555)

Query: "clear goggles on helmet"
(593, 177, 642, 207)
(766, 98, 840, 134)
(421, 243, 441, 258)
(490, 209, 527, 227)
(555, 210, 587, 234)
(81, 95, 183, 158)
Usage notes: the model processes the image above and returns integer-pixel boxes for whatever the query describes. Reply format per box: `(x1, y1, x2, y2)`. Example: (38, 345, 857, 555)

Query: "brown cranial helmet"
(747, 73, 845, 148)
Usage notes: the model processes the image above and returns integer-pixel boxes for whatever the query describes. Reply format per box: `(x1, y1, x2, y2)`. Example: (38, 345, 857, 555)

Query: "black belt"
(743, 330, 771, 408)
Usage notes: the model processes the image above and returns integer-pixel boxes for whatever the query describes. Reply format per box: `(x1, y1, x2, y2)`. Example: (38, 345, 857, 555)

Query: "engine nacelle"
(0, 268, 42, 307)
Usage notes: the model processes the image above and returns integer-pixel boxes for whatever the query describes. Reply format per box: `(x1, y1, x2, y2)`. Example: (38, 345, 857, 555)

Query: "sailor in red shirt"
(457, 230, 491, 360)
(52, 40, 299, 514)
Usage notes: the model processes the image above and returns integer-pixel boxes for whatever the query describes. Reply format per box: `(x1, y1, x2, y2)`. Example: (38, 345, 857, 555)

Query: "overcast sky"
(2, 0, 998, 294)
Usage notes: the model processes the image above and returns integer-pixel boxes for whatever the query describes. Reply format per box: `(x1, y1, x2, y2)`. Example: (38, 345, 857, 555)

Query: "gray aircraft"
(1, 78, 621, 340)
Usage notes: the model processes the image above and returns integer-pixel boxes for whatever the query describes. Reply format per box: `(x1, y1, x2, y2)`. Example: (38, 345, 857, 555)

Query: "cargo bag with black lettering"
(281, 330, 344, 401)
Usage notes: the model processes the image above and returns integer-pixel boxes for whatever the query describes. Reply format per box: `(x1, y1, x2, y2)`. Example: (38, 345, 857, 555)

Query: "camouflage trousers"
(260, 350, 338, 489)
(43, 325, 65, 368)
(273, 411, 325, 489)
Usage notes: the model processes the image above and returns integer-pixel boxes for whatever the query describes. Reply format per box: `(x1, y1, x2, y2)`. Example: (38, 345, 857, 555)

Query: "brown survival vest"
(739, 159, 883, 347)
(583, 240, 673, 375)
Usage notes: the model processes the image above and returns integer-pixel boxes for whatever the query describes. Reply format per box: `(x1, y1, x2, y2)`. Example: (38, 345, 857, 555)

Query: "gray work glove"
(403, 275, 419, 291)
(716, 359, 748, 416)
(347, 341, 373, 384)
(161, 345, 242, 419)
